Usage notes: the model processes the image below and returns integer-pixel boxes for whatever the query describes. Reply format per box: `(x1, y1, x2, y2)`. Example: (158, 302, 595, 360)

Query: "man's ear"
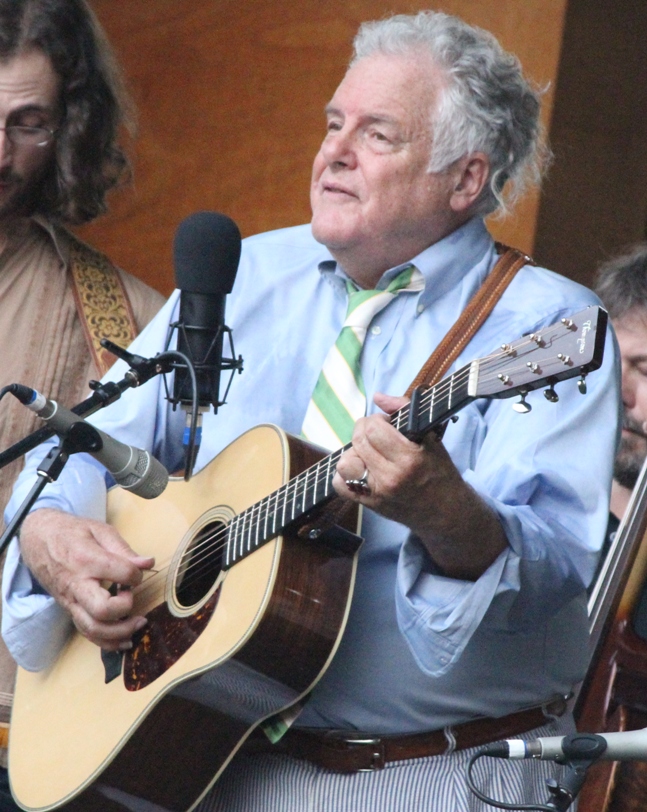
(449, 153, 490, 213)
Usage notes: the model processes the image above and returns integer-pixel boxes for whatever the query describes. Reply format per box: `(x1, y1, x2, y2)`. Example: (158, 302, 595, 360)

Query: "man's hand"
(333, 393, 507, 580)
(19, 509, 154, 650)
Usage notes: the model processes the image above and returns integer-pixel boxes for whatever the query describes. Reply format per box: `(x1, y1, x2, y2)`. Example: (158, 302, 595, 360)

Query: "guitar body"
(9, 425, 362, 812)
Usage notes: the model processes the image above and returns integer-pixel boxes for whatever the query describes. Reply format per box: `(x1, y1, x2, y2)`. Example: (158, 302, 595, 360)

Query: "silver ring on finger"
(345, 467, 371, 497)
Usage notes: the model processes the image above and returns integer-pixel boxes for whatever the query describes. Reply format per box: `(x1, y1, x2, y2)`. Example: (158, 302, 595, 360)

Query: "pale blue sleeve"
(395, 325, 621, 677)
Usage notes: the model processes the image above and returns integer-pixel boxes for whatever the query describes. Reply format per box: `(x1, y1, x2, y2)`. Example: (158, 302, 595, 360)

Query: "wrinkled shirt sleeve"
(395, 324, 620, 677)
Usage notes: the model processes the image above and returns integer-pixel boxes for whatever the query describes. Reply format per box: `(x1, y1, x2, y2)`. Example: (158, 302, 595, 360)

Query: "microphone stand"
(465, 733, 608, 811)
(0, 342, 179, 557)
(542, 756, 598, 811)
(0, 340, 175, 471)
(0, 423, 106, 557)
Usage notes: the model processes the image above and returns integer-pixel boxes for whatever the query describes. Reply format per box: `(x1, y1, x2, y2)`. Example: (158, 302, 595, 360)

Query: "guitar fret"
(280, 483, 288, 529)
(271, 488, 280, 536)
(306, 464, 318, 505)
(311, 461, 319, 505)
(239, 509, 247, 559)
(422, 391, 432, 428)
(226, 515, 237, 565)
(322, 456, 331, 500)
(251, 501, 261, 552)
(300, 469, 307, 513)
(246, 508, 253, 556)
(327, 454, 335, 496)
(237, 514, 244, 559)
(224, 520, 231, 566)
(290, 474, 302, 521)
(261, 495, 269, 542)
(235, 513, 241, 559)
(286, 480, 295, 523)
(310, 466, 319, 510)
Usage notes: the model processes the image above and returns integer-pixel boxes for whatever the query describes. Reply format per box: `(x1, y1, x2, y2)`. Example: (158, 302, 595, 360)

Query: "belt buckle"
(341, 736, 385, 771)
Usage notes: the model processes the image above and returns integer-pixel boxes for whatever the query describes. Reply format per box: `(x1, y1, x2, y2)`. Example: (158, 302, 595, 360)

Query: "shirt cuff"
(395, 532, 510, 677)
(1, 539, 72, 671)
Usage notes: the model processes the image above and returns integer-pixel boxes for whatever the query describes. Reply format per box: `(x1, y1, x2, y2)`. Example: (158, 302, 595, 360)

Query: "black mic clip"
(99, 339, 177, 387)
(164, 319, 243, 413)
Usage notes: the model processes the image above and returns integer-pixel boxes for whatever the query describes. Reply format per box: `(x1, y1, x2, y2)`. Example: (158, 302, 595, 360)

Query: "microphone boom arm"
(0, 343, 176, 471)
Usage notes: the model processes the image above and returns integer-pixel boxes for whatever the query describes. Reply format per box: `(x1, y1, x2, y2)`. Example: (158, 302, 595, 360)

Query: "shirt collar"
(317, 218, 494, 309)
(30, 214, 68, 270)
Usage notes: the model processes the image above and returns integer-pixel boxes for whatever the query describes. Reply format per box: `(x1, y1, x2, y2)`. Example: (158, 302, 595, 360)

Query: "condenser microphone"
(171, 211, 242, 412)
(11, 385, 168, 499)
(481, 728, 647, 762)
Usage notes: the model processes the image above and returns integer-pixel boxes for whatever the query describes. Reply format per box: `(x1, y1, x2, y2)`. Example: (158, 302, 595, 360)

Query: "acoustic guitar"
(9, 306, 606, 812)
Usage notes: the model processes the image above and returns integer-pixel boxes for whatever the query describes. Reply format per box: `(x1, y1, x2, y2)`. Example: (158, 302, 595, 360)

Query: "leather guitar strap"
(67, 230, 139, 376)
(405, 244, 535, 396)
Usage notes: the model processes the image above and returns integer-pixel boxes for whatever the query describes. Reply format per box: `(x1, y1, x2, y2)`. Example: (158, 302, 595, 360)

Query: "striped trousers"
(196, 713, 577, 812)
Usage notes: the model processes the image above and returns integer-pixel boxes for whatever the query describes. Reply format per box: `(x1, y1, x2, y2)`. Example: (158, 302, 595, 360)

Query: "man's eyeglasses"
(0, 125, 57, 147)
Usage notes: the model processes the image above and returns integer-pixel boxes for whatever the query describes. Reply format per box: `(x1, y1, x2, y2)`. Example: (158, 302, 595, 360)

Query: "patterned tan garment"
(0, 216, 164, 762)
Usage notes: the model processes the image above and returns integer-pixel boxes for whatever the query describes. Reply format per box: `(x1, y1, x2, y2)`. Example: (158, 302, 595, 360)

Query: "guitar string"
(132, 337, 576, 605)
(129, 358, 479, 606)
(130, 337, 572, 605)
(130, 356, 481, 606)
(131, 340, 576, 607)
(168, 334, 569, 583)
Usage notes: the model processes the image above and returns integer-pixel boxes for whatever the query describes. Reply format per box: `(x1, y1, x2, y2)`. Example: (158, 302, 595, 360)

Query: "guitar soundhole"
(175, 520, 225, 609)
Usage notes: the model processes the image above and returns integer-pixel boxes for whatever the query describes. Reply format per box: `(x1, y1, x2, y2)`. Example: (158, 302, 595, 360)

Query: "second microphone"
(12, 385, 168, 500)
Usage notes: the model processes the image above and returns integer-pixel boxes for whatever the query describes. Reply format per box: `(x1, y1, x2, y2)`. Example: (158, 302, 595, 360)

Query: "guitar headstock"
(470, 305, 608, 400)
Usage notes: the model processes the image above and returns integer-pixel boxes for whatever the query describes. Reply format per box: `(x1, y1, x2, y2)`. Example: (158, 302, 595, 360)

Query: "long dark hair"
(0, 0, 134, 224)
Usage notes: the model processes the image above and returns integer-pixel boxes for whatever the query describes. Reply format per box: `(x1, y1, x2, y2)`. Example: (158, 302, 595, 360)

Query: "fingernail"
(119, 641, 133, 651)
(134, 617, 148, 631)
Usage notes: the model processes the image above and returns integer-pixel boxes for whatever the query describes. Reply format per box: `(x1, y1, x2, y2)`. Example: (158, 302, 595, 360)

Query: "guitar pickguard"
(124, 589, 220, 691)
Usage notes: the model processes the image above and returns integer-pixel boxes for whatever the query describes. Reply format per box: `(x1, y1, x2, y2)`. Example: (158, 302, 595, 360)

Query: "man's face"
(614, 309, 647, 489)
(0, 48, 60, 226)
(310, 52, 468, 280)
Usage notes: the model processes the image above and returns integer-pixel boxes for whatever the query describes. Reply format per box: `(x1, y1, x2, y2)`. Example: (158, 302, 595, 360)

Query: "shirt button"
(371, 325, 381, 335)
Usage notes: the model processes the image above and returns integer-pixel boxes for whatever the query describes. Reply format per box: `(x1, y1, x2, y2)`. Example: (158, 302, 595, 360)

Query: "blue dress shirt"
(2, 218, 620, 733)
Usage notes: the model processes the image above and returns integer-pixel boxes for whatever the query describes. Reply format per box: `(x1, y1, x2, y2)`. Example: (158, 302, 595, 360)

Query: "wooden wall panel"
(533, 0, 647, 288)
(81, 0, 567, 295)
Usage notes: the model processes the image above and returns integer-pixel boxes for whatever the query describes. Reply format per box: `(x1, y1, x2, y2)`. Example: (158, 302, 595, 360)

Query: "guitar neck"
(224, 364, 473, 568)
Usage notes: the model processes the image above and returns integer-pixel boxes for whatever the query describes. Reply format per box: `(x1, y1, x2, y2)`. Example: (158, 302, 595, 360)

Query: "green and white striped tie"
(302, 264, 424, 449)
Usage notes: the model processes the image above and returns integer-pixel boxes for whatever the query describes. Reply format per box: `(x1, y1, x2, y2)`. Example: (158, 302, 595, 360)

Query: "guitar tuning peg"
(513, 390, 532, 413)
(577, 375, 588, 395)
(543, 386, 559, 403)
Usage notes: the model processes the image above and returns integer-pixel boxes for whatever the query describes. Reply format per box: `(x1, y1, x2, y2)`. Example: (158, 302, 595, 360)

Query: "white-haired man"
(3, 11, 619, 812)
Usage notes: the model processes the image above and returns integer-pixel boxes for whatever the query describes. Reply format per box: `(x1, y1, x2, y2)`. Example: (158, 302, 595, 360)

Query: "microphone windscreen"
(173, 211, 241, 294)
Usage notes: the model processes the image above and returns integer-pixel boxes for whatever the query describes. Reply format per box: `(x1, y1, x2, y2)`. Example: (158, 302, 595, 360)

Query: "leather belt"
(248, 696, 567, 773)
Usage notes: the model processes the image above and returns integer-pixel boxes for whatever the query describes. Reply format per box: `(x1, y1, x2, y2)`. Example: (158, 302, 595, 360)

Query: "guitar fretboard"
(224, 365, 473, 568)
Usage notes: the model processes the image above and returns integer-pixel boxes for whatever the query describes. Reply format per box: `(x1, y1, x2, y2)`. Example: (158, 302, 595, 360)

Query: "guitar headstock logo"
(577, 320, 592, 354)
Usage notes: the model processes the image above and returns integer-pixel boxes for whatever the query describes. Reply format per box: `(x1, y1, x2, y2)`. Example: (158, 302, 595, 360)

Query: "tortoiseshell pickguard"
(123, 589, 221, 691)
